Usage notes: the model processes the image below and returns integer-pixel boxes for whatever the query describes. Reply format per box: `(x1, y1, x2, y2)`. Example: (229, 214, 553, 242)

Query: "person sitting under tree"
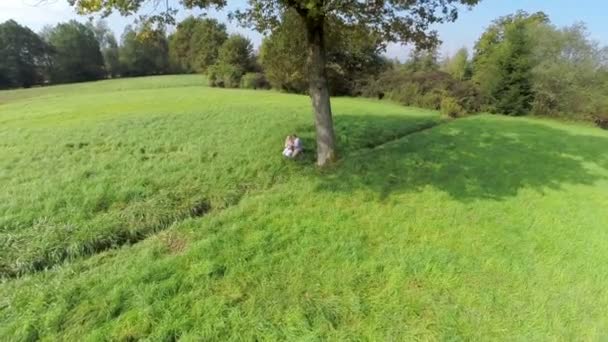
(282, 134, 303, 158)
(292, 134, 303, 157)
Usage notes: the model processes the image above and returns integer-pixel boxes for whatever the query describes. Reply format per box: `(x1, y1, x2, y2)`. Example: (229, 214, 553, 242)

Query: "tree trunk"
(305, 17, 337, 167)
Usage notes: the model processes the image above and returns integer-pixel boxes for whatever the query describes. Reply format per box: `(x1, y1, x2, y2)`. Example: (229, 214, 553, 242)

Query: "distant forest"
(1, 10, 606, 124)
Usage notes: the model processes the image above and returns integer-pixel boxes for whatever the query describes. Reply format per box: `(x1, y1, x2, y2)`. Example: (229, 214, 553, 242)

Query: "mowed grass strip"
(0, 75, 440, 276)
(1, 113, 607, 340)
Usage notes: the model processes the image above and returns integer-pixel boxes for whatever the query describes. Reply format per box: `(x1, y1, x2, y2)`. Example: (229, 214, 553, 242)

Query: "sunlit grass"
(1, 76, 607, 339)
(0, 75, 438, 275)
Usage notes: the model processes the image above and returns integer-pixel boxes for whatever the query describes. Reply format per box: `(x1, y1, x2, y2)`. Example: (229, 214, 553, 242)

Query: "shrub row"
(361, 69, 483, 117)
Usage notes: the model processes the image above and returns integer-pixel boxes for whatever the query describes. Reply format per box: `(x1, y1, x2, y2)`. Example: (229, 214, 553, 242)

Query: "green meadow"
(1, 75, 608, 340)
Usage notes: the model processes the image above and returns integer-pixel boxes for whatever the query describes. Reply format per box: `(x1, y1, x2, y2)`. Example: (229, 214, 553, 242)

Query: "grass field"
(1, 75, 608, 340)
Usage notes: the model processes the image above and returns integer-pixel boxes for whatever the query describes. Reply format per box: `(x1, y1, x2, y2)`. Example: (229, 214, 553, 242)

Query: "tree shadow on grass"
(294, 112, 442, 162)
(313, 115, 608, 202)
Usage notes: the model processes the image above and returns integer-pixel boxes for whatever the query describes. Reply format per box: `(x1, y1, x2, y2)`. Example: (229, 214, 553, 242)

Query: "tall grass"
(1, 76, 607, 339)
(0, 75, 439, 276)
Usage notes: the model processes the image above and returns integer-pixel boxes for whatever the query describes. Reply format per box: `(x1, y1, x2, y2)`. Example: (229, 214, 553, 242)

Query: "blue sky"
(1, 0, 606, 60)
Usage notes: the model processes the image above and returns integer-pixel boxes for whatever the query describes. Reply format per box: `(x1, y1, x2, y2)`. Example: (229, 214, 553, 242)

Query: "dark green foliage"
(169, 17, 228, 73)
(102, 35, 121, 78)
(240, 72, 270, 89)
(208, 63, 244, 88)
(230, 0, 481, 50)
(259, 10, 387, 96)
(88, 20, 121, 78)
(0, 20, 49, 89)
(71, 0, 481, 51)
(441, 96, 466, 118)
(326, 21, 388, 96)
(46, 20, 105, 83)
(530, 23, 608, 119)
(3, 7, 605, 126)
(258, 11, 308, 93)
(208, 34, 253, 88)
(119, 26, 170, 77)
(364, 69, 483, 113)
(493, 21, 534, 115)
(441, 47, 472, 81)
(472, 12, 547, 115)
(216, 34, 253, 71)
(470, 11, 608, 120)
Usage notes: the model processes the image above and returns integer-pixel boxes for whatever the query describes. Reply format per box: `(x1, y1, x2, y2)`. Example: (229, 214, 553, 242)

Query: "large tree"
(259, 9, 387, 96)
(120, 25, 170, 77)
(472, 11, 548, 115)
(88, 19, 121, 78)
(530, 22, 608, 117)
(208, 34, 254, 87)
(442, 47, 471, 81)
(46, 20, 105, 83)
(67, 0, 480, 166)
(169, 17, 228, 73)
(0, 20, 48, 89)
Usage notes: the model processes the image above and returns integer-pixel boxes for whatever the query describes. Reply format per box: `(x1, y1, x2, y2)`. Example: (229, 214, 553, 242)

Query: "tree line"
(0, 19, 181, 88)
(0, 14, 385, 93)
(365, 11, 608, 123)
(2, 10, 607, 127)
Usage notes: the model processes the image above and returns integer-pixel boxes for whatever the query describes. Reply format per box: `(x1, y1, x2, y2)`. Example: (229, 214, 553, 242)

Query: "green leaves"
(472, 11, 545, 115)
(233, 0, 482, 48)
(208, 34, 254, 88)
(169, 17, 228, 73)
(259, 10, 387, 96)
(67, 0, 480, 49)
(119, 25, 170, 77)
(0, 20, 49, 89)
(46, 20, 106, 84)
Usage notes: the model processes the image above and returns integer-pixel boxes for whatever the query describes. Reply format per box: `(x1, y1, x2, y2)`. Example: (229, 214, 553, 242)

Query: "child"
(292, 134, 303, 157)
(283, 135, 294, 157)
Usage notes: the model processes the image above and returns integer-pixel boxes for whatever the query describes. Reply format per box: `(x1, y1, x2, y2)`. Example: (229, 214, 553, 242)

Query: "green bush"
(208, 34, 254, 88)
(240, 72, 270, 90)
(208, 63, 244, 88)
(420, 90, 444, 110)
(441, 96, 466, 118)
(386, 83, 421, 106)
(364, 69, 484, 113)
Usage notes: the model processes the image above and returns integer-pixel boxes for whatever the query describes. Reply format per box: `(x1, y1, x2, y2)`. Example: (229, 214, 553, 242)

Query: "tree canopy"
(208, 34, 254, 88)
(442, 47, 471, 81)
(529, 22, 608, 117)
(169, 17, 228, 73)
(0, 20, 48, 88)
(45, 20, 105, 83)
(120, 25, 170, 77)
(259, 9, 387, 95)
(88, 20, 121, 77)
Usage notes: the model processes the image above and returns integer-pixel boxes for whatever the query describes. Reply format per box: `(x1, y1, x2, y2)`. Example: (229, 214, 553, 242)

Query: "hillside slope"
(1, 76, 607, 340)
(0, 75, 438, 276)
